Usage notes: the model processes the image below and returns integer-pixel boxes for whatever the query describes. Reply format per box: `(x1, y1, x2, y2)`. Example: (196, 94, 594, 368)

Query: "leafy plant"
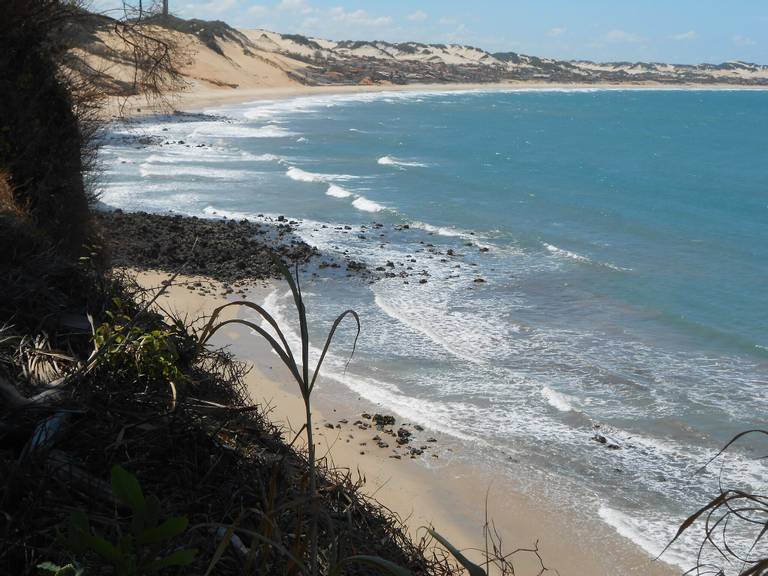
(94, 297, 184, 385)
(195, 258, 360, 576)
(65, 465, 197, 576)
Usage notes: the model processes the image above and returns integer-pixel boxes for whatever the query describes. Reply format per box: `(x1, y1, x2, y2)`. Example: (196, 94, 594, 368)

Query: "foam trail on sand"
(326, 184, 353, 198)
(598, 506, 691, 571)
(352, 197, 385, 212)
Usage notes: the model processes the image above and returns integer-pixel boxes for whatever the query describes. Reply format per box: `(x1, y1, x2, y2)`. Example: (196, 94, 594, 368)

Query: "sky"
(91, 0, 768, 64)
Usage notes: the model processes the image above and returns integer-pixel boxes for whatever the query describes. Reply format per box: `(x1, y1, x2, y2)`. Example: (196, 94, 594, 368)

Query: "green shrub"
(94, 298, 184, 386)
(62, 465, 197, 576)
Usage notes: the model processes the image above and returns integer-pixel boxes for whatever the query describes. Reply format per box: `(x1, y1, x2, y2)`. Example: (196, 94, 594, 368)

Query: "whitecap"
(544, 242, 630, 271)
(189, 123, 297, 139)
(326, 184, 353, 198)
(286, 167, 358, 183)
(138, 163, 254, 180)
(352, 196, 385, 212)
(378, 155, 429, 168)
(541, 386, 575, 412)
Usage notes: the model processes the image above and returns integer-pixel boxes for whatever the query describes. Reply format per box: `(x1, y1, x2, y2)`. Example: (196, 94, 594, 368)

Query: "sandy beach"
(110, 78, 768, 120)
(130, 268, 679, 576)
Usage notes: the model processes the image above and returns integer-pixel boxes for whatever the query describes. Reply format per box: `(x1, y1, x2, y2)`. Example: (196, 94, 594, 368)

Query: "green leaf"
(145, 548, 198, 572)
(341, 555, 413, 576)
(425, 528, 486, 576)
(66, 510, 91, 554)
(140, 516, 189, 544)
(86, 534, 123, 563)
(111, 465, 145, 515)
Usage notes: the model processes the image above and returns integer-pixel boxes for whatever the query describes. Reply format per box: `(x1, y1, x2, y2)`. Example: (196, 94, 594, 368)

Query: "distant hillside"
(69, 12, 768, 98)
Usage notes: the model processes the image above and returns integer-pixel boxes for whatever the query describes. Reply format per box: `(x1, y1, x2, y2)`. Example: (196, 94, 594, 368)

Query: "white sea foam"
(378, 155, 429, 168)
(254, 290, 479, 442)
(598, 506, 691, 571)
(544, 242, 630, 271)
(326, 184, 353, 198)
(544, 242, 591, 264)
(286, 167, 358, 183)
(410, 221, 471, 239)
(189, 123, 297, 139)
(374, 293, 482, 365)
(352, 196, 385, 212)
(541, 386, 575, 412)
(138, 163, 254, 180)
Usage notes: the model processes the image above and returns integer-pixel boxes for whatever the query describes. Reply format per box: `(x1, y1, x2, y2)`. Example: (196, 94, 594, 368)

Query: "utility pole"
(162, 0, 168, 17)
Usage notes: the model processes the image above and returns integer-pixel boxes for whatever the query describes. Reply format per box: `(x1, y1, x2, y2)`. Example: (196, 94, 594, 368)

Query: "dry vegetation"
(1, 2, 765, 575)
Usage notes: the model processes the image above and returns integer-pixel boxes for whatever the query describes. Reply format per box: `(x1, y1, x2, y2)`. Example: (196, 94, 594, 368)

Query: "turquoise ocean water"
(99, 89, 768, 570)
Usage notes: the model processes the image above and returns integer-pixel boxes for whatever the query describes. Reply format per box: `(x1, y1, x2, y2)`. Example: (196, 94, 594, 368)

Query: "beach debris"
(361, 413, 372, 420)
(414, 424, 424, 431)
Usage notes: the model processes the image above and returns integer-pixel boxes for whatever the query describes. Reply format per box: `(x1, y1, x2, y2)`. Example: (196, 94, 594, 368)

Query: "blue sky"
(92, 0, 767, 64)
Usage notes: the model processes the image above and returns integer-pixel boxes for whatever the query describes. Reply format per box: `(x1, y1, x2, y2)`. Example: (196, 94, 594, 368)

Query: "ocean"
(98, 88, 768, 571)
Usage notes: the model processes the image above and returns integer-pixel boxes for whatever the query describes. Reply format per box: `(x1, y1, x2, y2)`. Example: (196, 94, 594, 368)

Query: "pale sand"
(129, 269, 677, 576)
(110, 79, 766, 119)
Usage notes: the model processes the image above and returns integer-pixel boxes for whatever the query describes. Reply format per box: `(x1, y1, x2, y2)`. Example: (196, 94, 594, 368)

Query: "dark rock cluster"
(95, 210, 321, 283)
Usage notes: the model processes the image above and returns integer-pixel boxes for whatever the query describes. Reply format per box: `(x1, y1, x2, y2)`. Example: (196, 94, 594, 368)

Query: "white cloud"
(438, 17, 457, 26)
(407, 10, 428, 22)
(276, 0, 314, 14)
(247, 4, 269, 16)
(671, 30, 697, 41)
(733, 35, 756, 47)
(190, 0, 238, 15)
(547, 27, 566, 37)
(603, 29, 645, 44)
(329, 7, 392, 27)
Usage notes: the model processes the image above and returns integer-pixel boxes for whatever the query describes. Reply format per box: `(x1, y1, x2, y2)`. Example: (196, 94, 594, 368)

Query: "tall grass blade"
(425, 527, 486, 576)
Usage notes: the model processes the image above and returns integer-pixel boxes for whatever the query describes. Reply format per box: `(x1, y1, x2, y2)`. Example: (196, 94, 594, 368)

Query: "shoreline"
(130, 268, 679, 576)
(111, 79, 768, 119)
